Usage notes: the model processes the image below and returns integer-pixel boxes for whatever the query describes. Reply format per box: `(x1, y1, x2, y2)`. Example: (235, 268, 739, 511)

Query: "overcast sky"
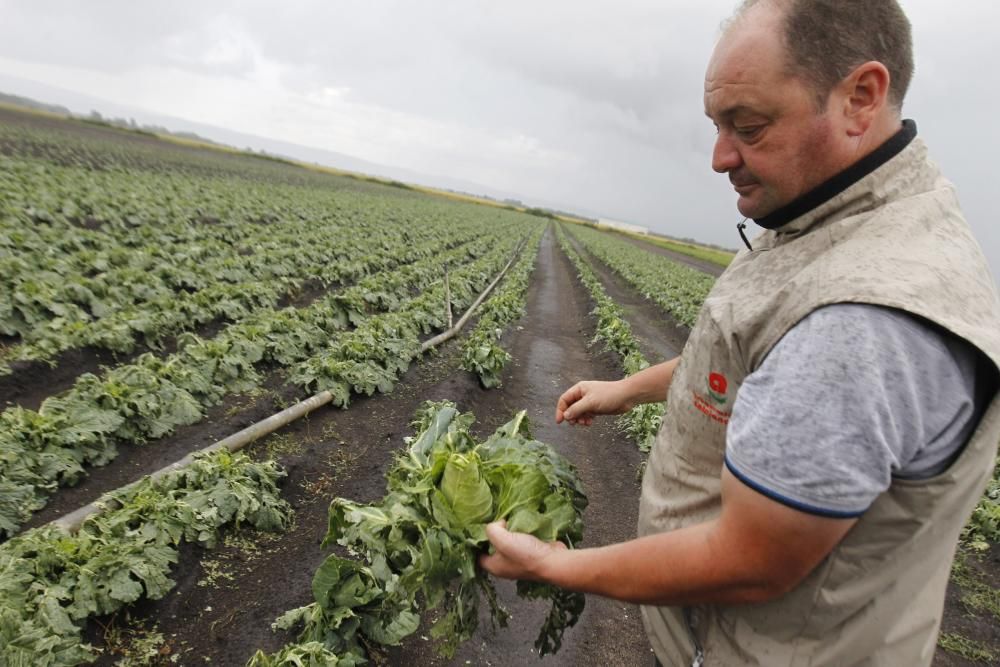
(0, 1, 996, 277)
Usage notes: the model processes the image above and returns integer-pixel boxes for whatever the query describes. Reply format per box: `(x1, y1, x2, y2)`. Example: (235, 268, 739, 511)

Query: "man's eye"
(735, 125, 762, 138)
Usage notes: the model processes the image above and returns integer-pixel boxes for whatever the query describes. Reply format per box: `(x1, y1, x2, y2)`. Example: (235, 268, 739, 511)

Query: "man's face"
(704, 4, 847, 219)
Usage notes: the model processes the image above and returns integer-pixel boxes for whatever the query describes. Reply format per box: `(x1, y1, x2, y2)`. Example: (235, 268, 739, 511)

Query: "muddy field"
(7, 228, 995, 666)
(33, 230, 663, 665)
(5, 231, 982, 666)
(3, 105, 996, 666)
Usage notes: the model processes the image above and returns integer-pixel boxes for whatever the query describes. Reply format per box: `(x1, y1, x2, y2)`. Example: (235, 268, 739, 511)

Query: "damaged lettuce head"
(256, 401, 587, 665)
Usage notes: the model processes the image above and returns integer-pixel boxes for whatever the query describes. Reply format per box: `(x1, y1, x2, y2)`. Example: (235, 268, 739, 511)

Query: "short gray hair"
(733, 0, 914, 111)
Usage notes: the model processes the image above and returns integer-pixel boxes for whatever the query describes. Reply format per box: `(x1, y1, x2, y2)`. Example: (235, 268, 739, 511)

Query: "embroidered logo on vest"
(692, 372, 732, 425)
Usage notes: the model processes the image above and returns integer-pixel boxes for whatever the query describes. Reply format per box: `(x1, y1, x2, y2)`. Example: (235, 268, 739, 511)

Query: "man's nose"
(712, 131, 743, 174)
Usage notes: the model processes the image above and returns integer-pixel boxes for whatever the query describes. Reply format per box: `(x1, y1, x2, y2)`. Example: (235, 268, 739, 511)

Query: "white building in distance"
(597, 218, 649, 235)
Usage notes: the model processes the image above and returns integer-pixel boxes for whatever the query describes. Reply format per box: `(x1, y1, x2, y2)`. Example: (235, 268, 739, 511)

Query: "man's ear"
(837, 61, 892, 137)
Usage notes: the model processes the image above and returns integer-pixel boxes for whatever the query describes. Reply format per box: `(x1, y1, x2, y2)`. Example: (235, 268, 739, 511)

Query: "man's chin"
(736, 198, 762, 219)
(736, 193, 778, 220)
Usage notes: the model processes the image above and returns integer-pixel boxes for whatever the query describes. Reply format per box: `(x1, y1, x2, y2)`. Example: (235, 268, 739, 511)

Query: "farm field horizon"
(1, 105, 997, 666)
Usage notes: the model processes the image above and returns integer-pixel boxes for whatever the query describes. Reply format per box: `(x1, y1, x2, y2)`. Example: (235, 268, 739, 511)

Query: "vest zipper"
(684, 607, 706, 667)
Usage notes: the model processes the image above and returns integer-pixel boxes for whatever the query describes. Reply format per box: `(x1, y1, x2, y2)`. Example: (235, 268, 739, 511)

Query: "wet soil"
(564, 234, 687, 365)
(276, 278, 330, 310)
(935, 543, 1000, 666)
(385, 230, 653, 667)
(81, 229, 654, 666)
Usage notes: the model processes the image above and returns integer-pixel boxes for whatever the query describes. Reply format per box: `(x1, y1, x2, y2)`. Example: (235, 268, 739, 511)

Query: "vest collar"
(752, 119, 918, 234)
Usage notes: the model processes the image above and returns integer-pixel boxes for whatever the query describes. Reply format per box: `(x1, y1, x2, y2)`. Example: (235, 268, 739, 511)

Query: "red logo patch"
(708, 372, 728, 395)
(707, 372, 729, 406)
(693, 371, 733, 424)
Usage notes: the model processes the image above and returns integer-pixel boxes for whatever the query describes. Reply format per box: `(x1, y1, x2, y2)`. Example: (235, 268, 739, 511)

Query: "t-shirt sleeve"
(725, 303, 980, 518)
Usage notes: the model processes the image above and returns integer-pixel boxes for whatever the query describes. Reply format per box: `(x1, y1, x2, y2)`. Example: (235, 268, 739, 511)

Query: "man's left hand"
(479, 521, 568, 581)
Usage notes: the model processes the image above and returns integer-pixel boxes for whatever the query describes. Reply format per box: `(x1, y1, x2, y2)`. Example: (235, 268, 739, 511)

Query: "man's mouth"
(729, 171, 758, 193)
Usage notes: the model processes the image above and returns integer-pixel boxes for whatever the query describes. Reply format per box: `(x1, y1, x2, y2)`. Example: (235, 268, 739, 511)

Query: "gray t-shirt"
(725, 303, 983, 517)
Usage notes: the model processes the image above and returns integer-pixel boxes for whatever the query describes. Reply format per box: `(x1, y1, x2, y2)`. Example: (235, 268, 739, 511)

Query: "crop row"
(460, 226, 544, 388)
(556, 225, 664, 452)
(11, 226, 488, 429)
(0, 449, 292, 665)
(564, 223, 714, 327)
(2, 220, 475, 372)
(0, 225, 534, 538)
(1, 154, 509, 369)
(290, 231, 528, 400)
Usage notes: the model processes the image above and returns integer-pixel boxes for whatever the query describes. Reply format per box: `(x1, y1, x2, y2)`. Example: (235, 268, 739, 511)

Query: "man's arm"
(480, 467, 856, 605)
(556, 357, 680, 426)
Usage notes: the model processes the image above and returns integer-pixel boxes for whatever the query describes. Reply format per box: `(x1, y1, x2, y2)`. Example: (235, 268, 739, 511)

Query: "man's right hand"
(556, 380, 635, 426)
(556, 357, 681, 426)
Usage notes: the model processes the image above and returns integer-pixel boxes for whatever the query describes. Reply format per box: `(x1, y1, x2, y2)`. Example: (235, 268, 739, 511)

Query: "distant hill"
(1, 90, 224, 147)
(0, 91, 70, 116)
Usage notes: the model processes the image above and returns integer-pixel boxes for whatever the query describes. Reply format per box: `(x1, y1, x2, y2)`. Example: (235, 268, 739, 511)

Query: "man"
(481, 0, 1000, 665)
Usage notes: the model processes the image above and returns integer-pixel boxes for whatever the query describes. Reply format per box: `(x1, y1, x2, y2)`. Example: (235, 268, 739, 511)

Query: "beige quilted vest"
(637, 133, 1000, 666)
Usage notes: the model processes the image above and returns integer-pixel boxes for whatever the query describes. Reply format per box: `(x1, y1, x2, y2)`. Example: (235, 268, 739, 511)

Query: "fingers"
(485, 519, 509, 543)
(557, 383, 598, 426)
(563, 395, 596, 426)
(480, 521, 561, 581)
(480, 521, 517, 577)
(478, 550, 501, 576)
(555, 383, 584, 424)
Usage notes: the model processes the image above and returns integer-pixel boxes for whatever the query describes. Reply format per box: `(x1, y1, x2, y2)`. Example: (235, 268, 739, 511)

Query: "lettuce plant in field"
(252, 401, 587, 665)
(0, 451, 292, 666)
(461, 331, 512, 389)
(459, 230, 539, 389)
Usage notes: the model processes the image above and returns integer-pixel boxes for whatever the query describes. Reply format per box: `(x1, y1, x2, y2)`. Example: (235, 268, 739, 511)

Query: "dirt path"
(390, 229, 653, 666)
(86, 229, 653, 666)
(565, 233, 688, 364)
(614, 233, 726, 278)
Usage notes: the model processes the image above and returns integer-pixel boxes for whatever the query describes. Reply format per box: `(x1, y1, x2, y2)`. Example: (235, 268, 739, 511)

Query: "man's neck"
(847, 113, 905, 168)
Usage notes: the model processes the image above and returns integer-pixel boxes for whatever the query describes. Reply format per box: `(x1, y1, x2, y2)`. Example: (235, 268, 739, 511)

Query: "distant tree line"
(81, 109, 218, 145)
(0, 91, 71, 116)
